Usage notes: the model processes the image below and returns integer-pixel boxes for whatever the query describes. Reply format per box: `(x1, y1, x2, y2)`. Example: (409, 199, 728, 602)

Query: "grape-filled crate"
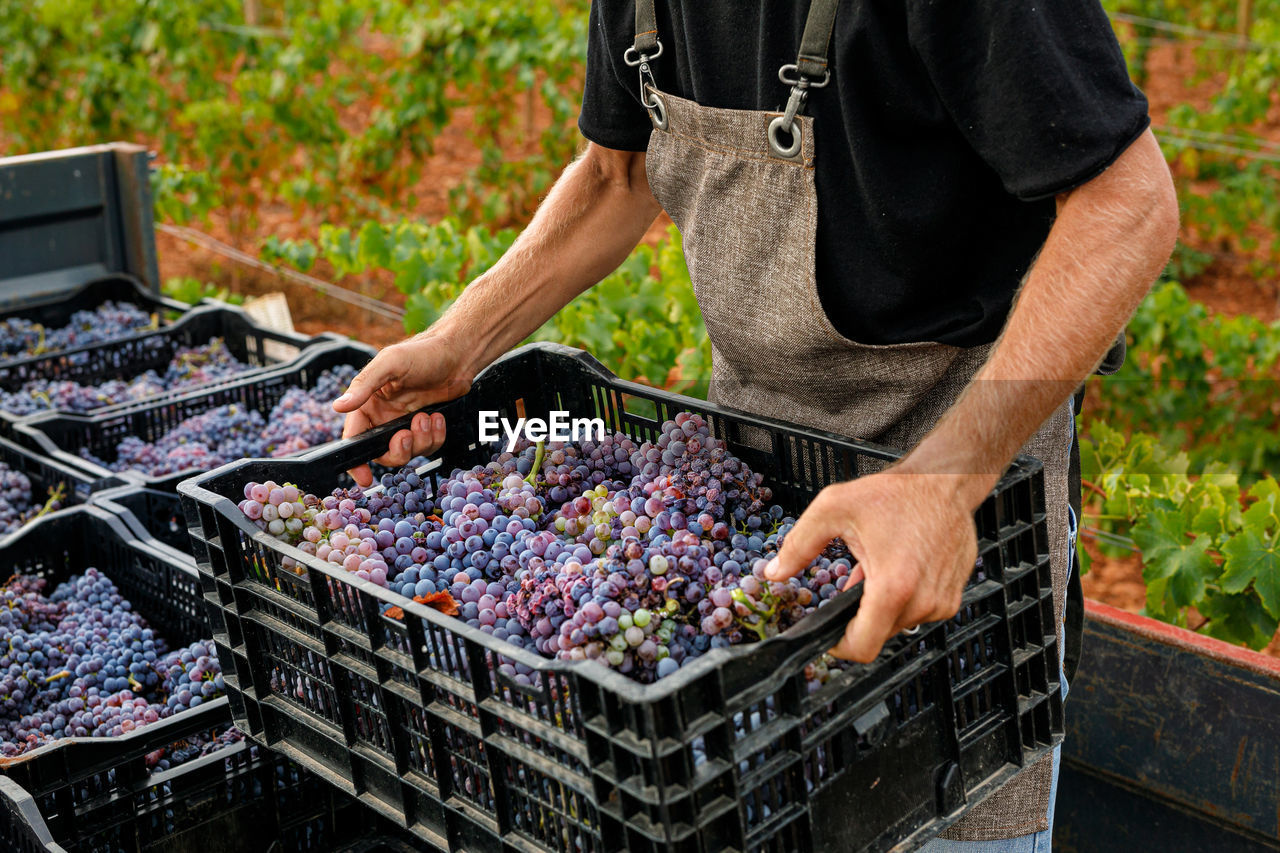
(181, 343, 1064, 853)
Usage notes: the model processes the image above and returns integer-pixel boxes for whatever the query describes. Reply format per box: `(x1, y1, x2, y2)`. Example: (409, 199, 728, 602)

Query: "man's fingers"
(406, 412, 447, 457)
(764, 492, 840, 581)
(373, 428, 418, 468)
(341, 408, 375, 442)
(423, 412, 446, 455)
(829, 574, 909, 663)
(846, 562, 866, 590)
(343, 407, 376, 486)
(350, 464, 374, 489)
(346, 414, 445, 488)
(332, 350, 400, 413)
(371, 413, 445, 466)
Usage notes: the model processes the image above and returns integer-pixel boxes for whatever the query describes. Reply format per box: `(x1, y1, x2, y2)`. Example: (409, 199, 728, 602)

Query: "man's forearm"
(425, 144, 662, 381)
(900, 130, 1179, 501)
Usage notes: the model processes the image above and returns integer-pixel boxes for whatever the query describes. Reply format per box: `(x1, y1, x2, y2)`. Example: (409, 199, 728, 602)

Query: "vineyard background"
(2, 0, 1278, 654)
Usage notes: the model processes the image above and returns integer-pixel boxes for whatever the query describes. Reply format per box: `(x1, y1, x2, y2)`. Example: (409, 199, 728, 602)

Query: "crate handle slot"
(722, 583, 863, 691)
(310, 411, 440, 474)
(307, 395, 473, 478)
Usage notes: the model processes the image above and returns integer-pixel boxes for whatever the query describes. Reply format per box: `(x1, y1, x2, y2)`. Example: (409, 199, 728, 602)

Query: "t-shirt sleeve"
(578, 0, 655, 152)
(906, 0, 1151, 201)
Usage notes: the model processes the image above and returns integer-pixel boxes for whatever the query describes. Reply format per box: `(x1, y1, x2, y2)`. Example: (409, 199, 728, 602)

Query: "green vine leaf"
(1197, 589, 1280, 651)
(1243, 478, 1280, 530)
(1133, 509, 1217, 609)
(1221, 529, 1280, 619)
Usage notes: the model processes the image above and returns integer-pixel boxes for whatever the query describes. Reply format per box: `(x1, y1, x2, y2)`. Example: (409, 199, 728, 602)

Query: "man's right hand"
(332, 336, 471, 487)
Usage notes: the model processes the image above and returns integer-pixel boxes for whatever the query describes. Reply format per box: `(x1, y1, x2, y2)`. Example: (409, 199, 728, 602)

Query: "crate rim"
(0, 776, 69, 853)
(0, 697, 236, 772)
(0, 272, 188, 332)
(87, 483, 188, 555)
(13, 340, 378, 488)
(179, 341, 1050, 706)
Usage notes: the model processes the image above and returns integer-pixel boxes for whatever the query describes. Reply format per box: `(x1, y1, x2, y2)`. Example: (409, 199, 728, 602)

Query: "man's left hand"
(763, 469, 981, 662)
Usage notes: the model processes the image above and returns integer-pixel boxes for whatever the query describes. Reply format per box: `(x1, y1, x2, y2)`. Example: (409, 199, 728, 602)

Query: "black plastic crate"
(0, 434, 119, 544)
(0, 300, 338, 436)
(16, 342, 377, 493)
(178, 343, 1064, 853)
(0, 274, 187, 347)
(0, 274, 183, 318)
(0, 737, 408, 853)
(90, 485, 191, 557)
(0, 507, 236, 821)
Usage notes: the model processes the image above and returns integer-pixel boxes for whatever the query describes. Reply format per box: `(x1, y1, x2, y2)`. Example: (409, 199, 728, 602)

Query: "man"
(333, 0, 1177, 846)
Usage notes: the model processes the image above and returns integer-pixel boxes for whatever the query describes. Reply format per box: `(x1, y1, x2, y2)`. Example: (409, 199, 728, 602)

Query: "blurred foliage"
(263, 220, 712, 393)
(0, 0, 588, 233)
(162, 276, 244, 306)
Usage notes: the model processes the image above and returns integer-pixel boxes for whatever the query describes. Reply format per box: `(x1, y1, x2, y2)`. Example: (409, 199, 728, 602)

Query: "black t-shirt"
(579, 0, 1151, 346)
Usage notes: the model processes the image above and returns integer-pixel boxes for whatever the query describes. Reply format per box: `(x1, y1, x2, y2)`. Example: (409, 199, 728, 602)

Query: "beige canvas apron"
(626, 0, 1072, 842)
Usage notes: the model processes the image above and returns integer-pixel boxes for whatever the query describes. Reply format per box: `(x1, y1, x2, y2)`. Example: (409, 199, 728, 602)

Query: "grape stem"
(730, 588, 774, 642)
(524, 440, 547, 487)
(30, 483, 67, 522)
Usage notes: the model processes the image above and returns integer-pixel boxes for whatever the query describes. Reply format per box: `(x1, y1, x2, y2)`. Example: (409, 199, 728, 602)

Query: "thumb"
(332, 350, 400, 413)
(764, 495, 840, 581)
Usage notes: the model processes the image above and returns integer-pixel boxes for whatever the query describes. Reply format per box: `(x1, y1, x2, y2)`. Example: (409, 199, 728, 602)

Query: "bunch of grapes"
(157, 640, 225, 714)
(258, 387, 350, 457)
(147, 726, 248, 772)
(0, 462, 66, 537)
(0, 301, 155, 359)
(0, 464, 34, 535)
(238, 413, 862, 687)
(81, 365, 359, 477)
(0, 338, 249, 416)
(0, 570, 227, 757)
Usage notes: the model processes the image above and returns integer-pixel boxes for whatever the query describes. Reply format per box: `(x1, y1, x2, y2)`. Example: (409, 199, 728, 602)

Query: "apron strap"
(633, 0, 659, 56)
(795, 0, 841, 82)
(629, 0, 839, 79)
(626, 0, 844, 148)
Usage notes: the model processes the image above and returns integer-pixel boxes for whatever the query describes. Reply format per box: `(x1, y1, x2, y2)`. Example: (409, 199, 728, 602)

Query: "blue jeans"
(919, 404, 1078, 852)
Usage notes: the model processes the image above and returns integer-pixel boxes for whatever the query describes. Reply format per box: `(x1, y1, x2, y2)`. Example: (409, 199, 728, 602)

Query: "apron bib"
(626, 0, 1071, 841)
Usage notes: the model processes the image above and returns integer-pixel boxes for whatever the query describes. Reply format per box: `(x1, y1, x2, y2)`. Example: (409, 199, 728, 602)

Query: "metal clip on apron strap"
(624, 0, 668, 129)
(770, 0, 840, 158)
